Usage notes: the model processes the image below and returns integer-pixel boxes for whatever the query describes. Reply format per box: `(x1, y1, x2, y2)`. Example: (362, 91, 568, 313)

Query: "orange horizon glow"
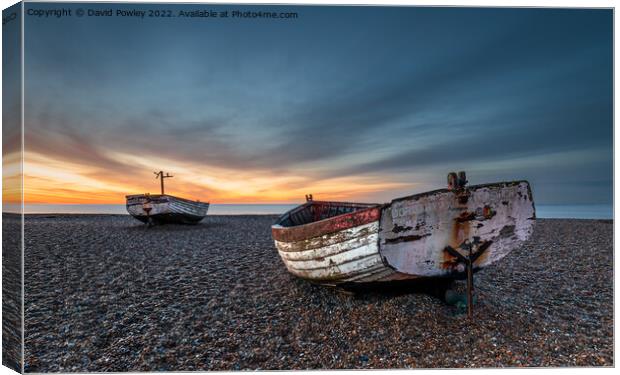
(2, 150, 413, 205)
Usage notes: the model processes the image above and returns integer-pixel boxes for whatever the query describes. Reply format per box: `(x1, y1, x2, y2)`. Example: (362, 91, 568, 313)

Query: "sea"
(3, 203, 613, 219)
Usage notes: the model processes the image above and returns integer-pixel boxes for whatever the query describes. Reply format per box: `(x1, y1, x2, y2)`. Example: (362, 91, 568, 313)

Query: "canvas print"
(1, 1, 614, 372)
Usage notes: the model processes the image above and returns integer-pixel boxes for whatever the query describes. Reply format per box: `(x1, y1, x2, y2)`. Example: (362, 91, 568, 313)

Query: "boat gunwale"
(388, 180, 532, 204)
(272, 201, 383, 243)
(271, 180, 534, 244)
(125, 193, 210, 207)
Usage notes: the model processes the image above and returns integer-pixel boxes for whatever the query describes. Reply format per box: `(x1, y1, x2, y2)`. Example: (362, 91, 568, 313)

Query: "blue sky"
(17, 3, 613, 204)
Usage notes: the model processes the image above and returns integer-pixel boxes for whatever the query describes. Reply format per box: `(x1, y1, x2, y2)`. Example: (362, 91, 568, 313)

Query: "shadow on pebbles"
(22, 215, 612, 371)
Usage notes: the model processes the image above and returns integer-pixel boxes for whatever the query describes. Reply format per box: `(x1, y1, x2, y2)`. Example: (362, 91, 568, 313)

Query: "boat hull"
(126, 194, 209, 225)
(379, 181, 535, 278)
(272, 180, 535, 285)
(273, 208, 398, 285)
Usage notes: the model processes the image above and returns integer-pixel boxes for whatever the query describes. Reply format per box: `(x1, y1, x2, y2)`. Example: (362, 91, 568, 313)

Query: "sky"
(7, 3, 613, 205)
(2, 2, 22, 208)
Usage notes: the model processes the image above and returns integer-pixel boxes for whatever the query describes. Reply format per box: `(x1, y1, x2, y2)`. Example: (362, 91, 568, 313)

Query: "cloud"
(19, 6, 613, 204)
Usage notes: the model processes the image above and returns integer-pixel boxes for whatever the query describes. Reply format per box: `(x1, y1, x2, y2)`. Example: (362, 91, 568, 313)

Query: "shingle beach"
(17, 215, 613, 371)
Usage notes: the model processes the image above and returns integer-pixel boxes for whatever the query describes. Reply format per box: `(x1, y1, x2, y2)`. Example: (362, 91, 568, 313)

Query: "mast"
(154, 171, 174, 195)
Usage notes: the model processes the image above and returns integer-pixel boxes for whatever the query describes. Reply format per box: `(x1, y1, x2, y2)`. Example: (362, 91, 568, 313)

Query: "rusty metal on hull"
(271, 177, 535, 286)
(379, 180, 535, 277)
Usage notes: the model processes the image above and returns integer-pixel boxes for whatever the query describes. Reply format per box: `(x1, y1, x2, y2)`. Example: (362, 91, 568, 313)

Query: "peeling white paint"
(379, 181, 535, 277)
(274, 221, 394, 283)
(273, 181, 535, 285)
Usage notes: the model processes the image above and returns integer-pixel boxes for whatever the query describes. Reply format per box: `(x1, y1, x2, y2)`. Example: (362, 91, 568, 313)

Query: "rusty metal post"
(443, 238, 488, 319)
(159, 171, 165, 194)
(447, 172, 458, 190)
(458, 171, 468, 188)
(155, 171, 173, 195)
(466, 255, 474, 319)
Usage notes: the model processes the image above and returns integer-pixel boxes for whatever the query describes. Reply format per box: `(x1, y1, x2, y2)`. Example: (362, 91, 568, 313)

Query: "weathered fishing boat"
(126, 171, 209, 225)
(272, 172, 535, 295)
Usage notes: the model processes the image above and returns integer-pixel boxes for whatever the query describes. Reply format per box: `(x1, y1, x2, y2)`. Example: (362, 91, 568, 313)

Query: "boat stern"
(126, 194, 171, 220)
(378, 178, 535, 278)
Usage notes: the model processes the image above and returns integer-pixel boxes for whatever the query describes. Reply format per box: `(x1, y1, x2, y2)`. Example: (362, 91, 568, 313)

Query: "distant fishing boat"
(271, 172, 535, 315)
(126, 171, 209, 225)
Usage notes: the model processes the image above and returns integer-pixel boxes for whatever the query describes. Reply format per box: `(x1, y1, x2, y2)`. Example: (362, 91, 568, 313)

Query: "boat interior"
(277, 201, 380, 227)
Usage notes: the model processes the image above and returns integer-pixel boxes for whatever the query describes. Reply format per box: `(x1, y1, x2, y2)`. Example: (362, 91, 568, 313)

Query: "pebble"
(8, 215, 613, 371)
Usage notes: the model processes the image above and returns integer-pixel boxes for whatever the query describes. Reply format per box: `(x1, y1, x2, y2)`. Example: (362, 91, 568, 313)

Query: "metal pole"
(466, 247, 474, 319)
(160, 171, 164, 194)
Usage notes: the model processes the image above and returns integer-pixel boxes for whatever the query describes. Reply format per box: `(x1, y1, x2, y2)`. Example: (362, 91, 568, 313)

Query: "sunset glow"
(3, 5, 612, 208)
(18, 151, 411, 204)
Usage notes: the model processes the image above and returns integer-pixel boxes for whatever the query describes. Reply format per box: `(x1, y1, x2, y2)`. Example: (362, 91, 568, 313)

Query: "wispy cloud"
(18, 5, 613, 204)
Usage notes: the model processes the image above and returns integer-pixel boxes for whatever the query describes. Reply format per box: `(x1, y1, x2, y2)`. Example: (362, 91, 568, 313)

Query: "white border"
(0, 1, 616, 375)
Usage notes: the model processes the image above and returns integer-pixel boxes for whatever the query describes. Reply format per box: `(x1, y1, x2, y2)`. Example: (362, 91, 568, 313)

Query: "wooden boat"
(126, 171, 209, 225)
(271, 172, 535, 288)
(126, 194, 209, 225)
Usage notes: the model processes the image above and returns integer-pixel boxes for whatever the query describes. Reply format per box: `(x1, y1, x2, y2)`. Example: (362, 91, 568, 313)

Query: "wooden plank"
(273, 221, 389, 282)
(271, 205, 381, 242)
(282, 242, 380, 270)
(275, 222, 378, 253)
(285, 253, 387, 282)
